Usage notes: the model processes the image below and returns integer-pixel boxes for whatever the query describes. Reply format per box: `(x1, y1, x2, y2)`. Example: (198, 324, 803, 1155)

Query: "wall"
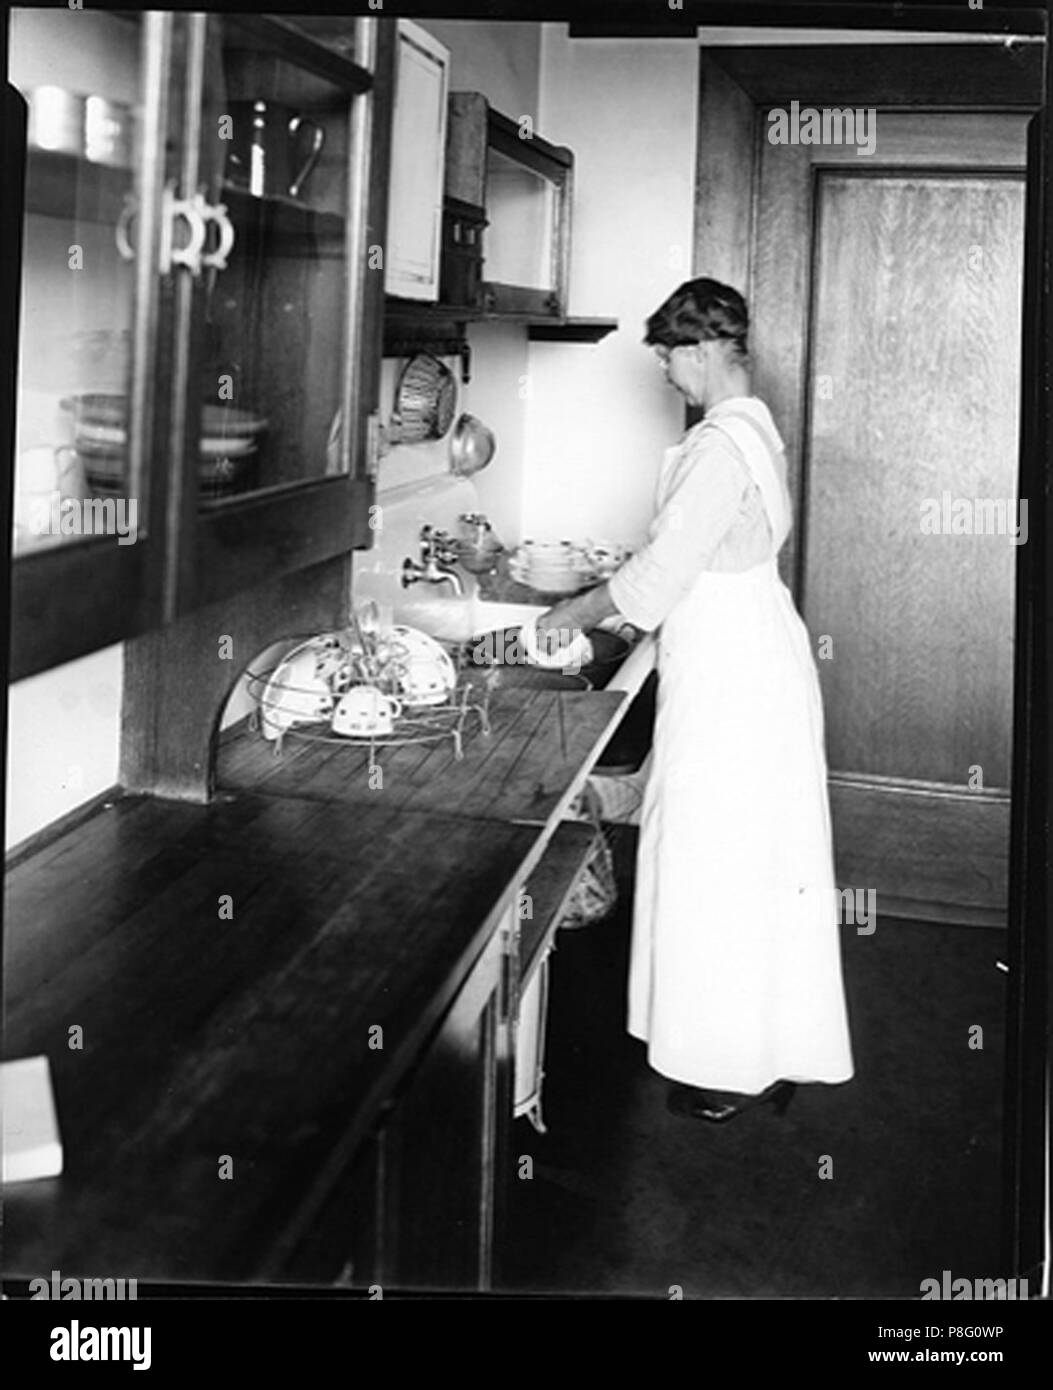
(424, 20, 541, 118)
(372, 323, 526, 549)
(372, 20, 543, 546)
(522, 26, 699, 549)
(376, 21, 700, 556)
(5, 645, 123, 850)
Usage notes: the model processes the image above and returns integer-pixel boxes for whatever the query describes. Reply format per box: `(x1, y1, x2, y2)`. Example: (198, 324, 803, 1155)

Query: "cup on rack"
(226, 100, 325, 200)
(331, 686, 403, 738)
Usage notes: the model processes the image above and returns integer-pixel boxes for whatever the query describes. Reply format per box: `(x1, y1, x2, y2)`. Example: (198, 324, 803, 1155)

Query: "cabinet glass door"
(191, 17, 357, 506)
(10, 7, 176, 556)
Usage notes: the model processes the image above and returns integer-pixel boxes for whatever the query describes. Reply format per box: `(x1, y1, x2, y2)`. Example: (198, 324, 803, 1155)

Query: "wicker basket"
(558, 782, 618, 929)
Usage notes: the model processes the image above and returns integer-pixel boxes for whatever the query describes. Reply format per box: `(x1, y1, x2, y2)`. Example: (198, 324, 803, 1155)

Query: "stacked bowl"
(508, 539, 595, 595)
(61, 394, 267, 500)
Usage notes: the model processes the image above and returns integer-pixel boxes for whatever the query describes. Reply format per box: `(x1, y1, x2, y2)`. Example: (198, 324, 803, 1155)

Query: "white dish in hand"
(521, 615, 594, 670)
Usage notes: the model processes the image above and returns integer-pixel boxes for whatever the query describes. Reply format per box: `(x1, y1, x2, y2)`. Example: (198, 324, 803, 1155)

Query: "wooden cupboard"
(276, 823, 595, 1292)
(384, 20, 449, 302)
(9, 12, 394, 680)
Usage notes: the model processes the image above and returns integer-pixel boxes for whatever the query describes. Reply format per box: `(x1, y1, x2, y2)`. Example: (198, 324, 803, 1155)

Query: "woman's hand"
(535, 582, 622, 652)
(533, 598, 584, 664)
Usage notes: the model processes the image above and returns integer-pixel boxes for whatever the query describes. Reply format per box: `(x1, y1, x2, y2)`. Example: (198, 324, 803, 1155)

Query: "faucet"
(401, 524, 465, 596)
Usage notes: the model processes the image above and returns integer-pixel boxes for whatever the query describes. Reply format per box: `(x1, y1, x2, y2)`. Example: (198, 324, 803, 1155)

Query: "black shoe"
(666, 1080, 796, 1123)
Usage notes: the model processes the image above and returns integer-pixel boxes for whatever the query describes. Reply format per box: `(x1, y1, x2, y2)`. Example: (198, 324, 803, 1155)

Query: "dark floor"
(499, 826, 1006, 1298)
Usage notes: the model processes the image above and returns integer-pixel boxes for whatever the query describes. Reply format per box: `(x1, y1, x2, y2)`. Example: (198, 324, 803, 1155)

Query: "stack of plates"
(508, 539, 596, 595)
(197, 405, 267, 499)
(63, 393, 127, 496)
(60, 395, 268, 499)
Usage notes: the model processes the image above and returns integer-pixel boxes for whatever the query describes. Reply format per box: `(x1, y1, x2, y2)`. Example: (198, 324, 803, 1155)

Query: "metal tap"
(400, 524, 464, 595)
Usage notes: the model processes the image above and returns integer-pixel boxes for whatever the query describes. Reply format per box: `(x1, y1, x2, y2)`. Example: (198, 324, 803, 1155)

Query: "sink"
(392, 592, 547, 645)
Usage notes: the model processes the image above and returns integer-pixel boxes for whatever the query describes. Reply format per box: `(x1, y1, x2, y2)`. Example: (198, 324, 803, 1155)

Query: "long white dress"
(608, 396, 854, 1094)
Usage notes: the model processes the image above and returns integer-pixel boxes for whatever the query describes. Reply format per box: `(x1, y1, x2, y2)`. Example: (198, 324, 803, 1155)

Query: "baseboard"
(828, 772, 1010, 927)
(853, 895, 1007, 929)
(4, 784, 125, 869)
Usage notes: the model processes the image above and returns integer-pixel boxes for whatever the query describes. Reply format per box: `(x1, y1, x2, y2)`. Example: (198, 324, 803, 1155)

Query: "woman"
(535, 277, 854, 1122)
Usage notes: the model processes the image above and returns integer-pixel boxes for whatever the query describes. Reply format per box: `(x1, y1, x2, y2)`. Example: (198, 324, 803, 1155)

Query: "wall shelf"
(527, 318, 619, 343)
(23, 151, 130, 224)
(383, 296, 618, 359)
(222, 184, 345, 256)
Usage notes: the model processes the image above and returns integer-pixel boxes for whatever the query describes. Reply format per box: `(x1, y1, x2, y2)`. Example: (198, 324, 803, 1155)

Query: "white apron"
(627, 410, 855, 1093)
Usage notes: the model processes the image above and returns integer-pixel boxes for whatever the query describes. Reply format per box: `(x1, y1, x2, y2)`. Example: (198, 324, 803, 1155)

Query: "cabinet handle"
(201, 200, 236, 272)
(159, 182, 209, 277)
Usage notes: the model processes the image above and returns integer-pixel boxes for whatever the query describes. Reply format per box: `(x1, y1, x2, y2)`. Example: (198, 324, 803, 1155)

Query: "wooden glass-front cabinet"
(9, 10, 393, 680)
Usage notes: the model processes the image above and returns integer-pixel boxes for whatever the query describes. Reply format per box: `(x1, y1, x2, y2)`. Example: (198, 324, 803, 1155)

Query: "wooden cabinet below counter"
(274, 823, 596, 1292)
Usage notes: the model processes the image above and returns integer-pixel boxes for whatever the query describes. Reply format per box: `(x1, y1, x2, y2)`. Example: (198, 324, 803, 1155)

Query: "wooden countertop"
(216, 683, 627, 827)
(3, 794, 537, 1283)
(3, 683, 630, 1285)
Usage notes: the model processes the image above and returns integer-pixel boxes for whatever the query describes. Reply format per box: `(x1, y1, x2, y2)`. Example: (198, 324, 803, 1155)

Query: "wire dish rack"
(245, 661, 493, 761)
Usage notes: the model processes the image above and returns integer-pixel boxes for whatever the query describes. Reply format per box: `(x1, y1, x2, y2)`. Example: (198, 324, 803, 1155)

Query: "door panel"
(806, 172, 1024, 788)
(753, 114, 1027, 924)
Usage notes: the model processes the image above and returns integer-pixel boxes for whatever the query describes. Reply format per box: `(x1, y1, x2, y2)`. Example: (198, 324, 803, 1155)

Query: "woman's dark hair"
(644, 277, 750, 362)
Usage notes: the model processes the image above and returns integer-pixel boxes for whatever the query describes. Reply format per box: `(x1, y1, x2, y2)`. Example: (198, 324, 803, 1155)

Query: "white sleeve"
(607, 434, 748, 632)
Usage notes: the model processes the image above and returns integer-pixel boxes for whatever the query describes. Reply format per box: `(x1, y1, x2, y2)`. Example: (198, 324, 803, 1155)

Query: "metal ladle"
(449, 413, 496, 477)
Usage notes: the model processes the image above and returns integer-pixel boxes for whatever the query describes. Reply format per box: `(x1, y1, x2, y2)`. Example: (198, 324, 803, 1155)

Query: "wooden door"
(378, 905, 514, 1291)
(752, 114, 1028, 926)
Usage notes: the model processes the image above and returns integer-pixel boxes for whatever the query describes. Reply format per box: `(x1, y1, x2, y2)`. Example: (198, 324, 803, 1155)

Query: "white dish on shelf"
(73, 420, 127, 448)
(73, 418, 266, 456)
(508, 553, 594, 594)
(200, 405, 268, 437)
(258, 647, 335, 740)
(582, 539, 632, 578)
(385, 624, 456, 705)
(199, 434, 259, 459)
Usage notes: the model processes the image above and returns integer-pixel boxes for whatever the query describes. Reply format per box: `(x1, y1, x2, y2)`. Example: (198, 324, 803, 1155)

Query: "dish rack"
(245, 663, 492, 761)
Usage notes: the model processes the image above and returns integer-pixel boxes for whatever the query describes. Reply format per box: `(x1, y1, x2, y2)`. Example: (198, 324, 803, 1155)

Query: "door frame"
(692, 31, 1048, 1290)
